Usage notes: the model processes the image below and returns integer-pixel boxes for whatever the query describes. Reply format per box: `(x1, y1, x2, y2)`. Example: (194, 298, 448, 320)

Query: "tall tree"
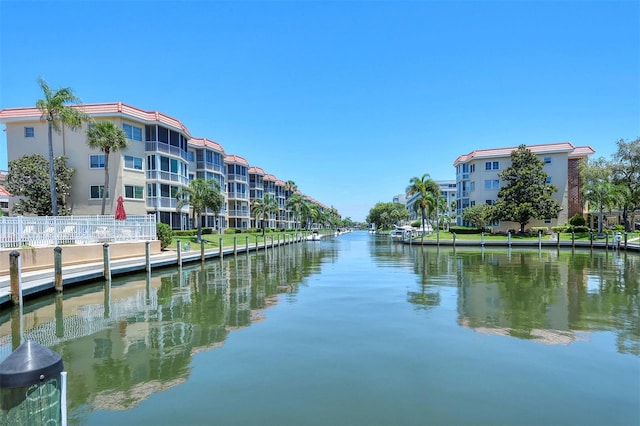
(584, 181, 627, 236)
(36, 78, 89, 216)
(86, 121, 128, 214)
(175, 179, 224, 242)
(611, 138, 640, 231)
(406, 173, 440, 239)
(494, 145, 562, 233)
(251, 194, 279, 236)
(461, 203, 493, 230)
(365, 202, 410, 230)
(285, 193, 304, 229)
(7, 154, 74, 216)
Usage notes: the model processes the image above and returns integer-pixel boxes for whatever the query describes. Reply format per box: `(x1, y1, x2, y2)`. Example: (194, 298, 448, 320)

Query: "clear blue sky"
(1, 1, 638, 221)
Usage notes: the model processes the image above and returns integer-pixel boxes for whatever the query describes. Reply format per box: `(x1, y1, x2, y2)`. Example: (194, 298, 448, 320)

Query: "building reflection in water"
(0, 242, 337, 420)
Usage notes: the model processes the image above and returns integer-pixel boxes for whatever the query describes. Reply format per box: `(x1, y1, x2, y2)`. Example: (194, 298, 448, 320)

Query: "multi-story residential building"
(248, 166, 265, 229)
(405, 180, 457, 226)
(0, 102, 334, 231)
(188, 137, 227, 230)
(0, 103, 192, 229)
(263, 174, 277, 229)
(225, 154, 250, 229)
(0, 170, 8, 216)
(453, 142, 595, 232)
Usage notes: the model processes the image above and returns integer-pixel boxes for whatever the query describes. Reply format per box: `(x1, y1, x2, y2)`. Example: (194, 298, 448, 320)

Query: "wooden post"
(556, 231, 560, 250)
(571, 231, 575, 249)
(507, 232, 511, 247)
(245, 236, 249, 252)
(103, 243, 111, 281)
(271, 235, 274, 249)
(233, 236, 237, 256)
(145, 241, 151, 271)
(177, 239, 182, 267)
(605, 233, 609, 250)
(219, 237, 224, 258)
(9, 250, 22, 306)
(453, 233, 456, 248)
(255, 235, 259, 250)
(201, 239, 205, 262)
(54, 246, 63, 292)
(278, 234, 281, 246)
(481, 232, 485, 247)
(590, 232, 594, 250)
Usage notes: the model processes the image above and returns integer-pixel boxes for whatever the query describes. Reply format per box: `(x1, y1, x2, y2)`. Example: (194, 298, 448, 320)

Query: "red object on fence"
(115, 195, 127, 220)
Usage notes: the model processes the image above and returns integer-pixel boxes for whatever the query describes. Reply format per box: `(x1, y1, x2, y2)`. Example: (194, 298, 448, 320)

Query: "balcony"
(146, 141, 189, 161)
(227, 173, 248, 183)
(146, 170, 189, 186)
(228, 209, 250, 217)
(227, 191, 248, 200)
(195, 161, 223, 173)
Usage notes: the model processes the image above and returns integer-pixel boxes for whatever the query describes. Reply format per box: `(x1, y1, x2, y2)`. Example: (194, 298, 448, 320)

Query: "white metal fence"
(0, 215, 157, 248)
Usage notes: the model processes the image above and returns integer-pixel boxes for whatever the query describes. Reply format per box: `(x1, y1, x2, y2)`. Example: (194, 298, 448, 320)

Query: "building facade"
(453, 142, 594, 232)
(405, 180, 457, 226)
(0, 102, 334, 230)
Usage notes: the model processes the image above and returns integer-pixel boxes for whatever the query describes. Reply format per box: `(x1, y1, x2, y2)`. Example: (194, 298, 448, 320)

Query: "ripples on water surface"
(0, 231, 638, 425)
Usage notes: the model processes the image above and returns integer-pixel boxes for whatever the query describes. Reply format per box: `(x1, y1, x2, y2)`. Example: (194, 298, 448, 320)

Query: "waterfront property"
(0, 231, 637, 425)
(453, 142, 595, 232)
(0, 103, 334, 231)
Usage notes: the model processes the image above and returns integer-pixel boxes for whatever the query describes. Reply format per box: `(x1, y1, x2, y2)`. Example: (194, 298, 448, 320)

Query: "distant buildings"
(0, 102, 334, 229)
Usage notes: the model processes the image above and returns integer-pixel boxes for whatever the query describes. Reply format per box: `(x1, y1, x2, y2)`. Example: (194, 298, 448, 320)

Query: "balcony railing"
(227, 173, 248, 183)
(145, 141, 189, 161)
(227, 192, 248, 200)
(146, 170, 189, 186)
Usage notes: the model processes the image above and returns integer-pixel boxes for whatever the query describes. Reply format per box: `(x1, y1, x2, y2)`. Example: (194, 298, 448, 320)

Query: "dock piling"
(9, 251, 22, 306)
(54, 246, 62, 292)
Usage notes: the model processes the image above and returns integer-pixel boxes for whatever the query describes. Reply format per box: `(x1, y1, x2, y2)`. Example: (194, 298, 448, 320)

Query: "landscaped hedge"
(156, 223, 173, 250)
(449, 226, 483, 234)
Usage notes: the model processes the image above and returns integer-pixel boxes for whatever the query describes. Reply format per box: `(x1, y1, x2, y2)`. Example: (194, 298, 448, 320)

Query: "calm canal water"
(0, 231, 638, 425)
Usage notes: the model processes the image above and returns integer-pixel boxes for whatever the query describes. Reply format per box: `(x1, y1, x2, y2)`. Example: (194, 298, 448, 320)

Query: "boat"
(308, 231, 322, 241)
(390, 225, 414, 240)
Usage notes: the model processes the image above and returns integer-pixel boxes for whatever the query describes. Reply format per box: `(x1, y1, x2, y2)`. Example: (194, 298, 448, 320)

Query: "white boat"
(390, 226, 414, 240)
(308, 231, 322, 241)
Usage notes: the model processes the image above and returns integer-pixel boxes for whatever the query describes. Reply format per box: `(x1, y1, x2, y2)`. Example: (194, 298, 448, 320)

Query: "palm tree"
(406, 173, 440, 240)
(36, 77, 90, 215)
(284, 180, 297, 196)
(584, 181, 626, 236)
(252, 194, 279, 237)
(175, 179, 224, 242)
(286, 193, 304, 229)
(86, 121, 128, 214)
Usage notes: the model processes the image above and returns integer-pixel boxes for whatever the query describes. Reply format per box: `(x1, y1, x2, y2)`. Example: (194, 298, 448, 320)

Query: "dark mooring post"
(245, 236, 249, 252)
(103, 243, 111, 281)
(177, 239, 182, 267)
(201, 239, 205, 262)
(9, 251, 22, 306)
(233, 236, 237, 256)
(145, 241, 151, 272)
(54, 246, 63, 293)
(0, 340, 66, 426)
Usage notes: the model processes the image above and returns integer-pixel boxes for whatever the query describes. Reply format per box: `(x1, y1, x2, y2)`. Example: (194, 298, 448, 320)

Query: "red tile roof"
(223, 154, 249, 166)
(0, 102, 193, 136)
(263, 174, 276, 182)
(189, 137, 226, 154)
(249, 166, 265, 175)
(275, 179, 285, 186)
(453, 142, 595, 165)
(0, 185, 11, 197)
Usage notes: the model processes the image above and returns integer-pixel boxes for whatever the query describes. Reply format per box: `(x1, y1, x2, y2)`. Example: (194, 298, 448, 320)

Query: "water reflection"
(384, 246, 639, 354)
(0, 243, 337, 424)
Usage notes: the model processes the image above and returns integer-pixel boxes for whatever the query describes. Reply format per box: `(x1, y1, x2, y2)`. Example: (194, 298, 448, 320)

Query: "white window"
(124, 155, 143, 170)
(90, 185, 108, 199)
(90, 155, 105, 169)
(544, 157, 552, 164)
(123, 123, 142, 141)
(124, 185, 144, 199)
(24, 127, 34, 137)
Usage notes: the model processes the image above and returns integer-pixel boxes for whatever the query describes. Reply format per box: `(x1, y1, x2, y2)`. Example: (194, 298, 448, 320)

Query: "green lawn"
(170, 229, 321, 250)
(410, 230, 640, 242)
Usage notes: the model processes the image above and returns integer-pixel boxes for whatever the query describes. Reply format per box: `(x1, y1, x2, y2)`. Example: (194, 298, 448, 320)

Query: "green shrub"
(202, 227, 214, 235)
(449, 226, 483, 234)
(224, 228, 238, 234)
(173, 229, 196, 237)
(531, 227, 549, 234)
(248, 228, 259, 233)
(552, 225, 568, 233)
(411, 221, 421, 228)
(569, 214, 586, 227)
(156, 223, 173, 250)
(570, 225, 590, 233)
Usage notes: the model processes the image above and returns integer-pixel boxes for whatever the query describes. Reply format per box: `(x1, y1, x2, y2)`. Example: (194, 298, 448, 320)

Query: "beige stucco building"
(453, 142, 595, 232)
